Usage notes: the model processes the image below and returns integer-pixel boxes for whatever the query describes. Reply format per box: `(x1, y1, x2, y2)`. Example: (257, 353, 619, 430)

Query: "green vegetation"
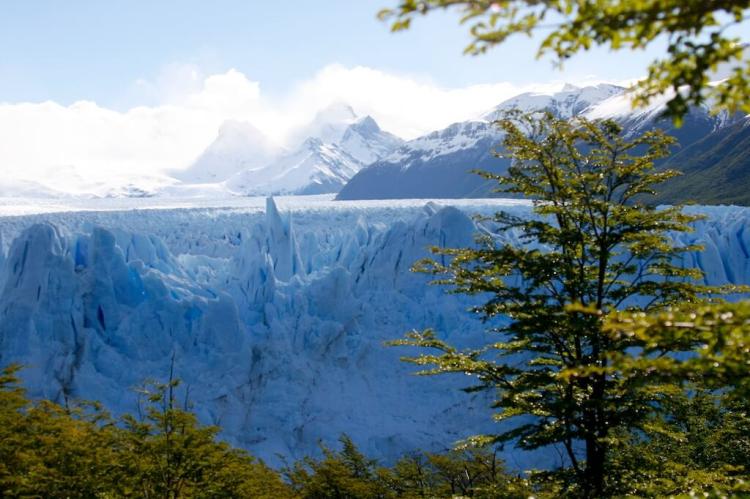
(380, 0, 750, 123)
(0, 364, 292, 498)
(285, 436, 532, 498)
(390, 111, 750, 496)
(0, 364, 535, 498)
(654, 119, 750, 206)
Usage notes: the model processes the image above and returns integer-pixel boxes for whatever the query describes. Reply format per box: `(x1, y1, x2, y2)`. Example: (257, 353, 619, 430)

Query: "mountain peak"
(482, 83, 626, 121)
(349, 115, 381, 134)
(172, 119, 281, 184)
(313, 102, 358, 124)
(301, 136, 325, 150)
(217, 119, 264, 138)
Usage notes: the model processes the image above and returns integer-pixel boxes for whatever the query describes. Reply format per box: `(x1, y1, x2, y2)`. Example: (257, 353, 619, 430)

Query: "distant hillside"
(655, 117, 750, 205)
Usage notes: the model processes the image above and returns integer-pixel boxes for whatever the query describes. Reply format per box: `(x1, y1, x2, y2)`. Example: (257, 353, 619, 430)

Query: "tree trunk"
(585, 436, 605, 497)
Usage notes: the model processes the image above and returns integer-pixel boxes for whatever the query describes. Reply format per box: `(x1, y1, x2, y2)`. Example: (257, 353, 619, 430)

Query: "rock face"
(0, 200, 749, 467)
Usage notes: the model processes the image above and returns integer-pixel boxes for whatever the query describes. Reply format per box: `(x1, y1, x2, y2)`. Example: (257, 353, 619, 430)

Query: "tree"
(379, 0, 750, 121)
(0, 365, 124, 497)
(0, 365, 293, 498)
(285, 435, 392, 499)
(391, 112, 738, 496)
(605, 300, 750, 400)
(602, 302, 750, 496)
(286, 435, 533, 498)
(116, 377, 292, 498)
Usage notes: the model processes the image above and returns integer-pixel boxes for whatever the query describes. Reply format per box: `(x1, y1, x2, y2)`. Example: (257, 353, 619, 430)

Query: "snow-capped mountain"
(174, 120, 283, 184)
(338, 83, 749, 202)
(338, 115, 403, 164)
(338, 120, 504, 200)
(287, 103, 403, 163)
(225, 137, 364, 195)
(287, 102, 360, 147)
(225, 110, 403, 196)
(0, 198, 748, 466)
(482, 83, 625, 121)
(340, 84, 626, 200)
(652, 114, 750, 205)
(7, 165, 178, 199)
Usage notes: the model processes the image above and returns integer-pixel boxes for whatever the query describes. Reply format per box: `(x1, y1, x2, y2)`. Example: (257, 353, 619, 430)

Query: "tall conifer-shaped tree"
(393, 112, 735, 496)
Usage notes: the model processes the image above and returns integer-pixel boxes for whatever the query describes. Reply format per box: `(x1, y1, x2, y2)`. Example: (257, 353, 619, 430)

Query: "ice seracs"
(0, 197, 748, 468)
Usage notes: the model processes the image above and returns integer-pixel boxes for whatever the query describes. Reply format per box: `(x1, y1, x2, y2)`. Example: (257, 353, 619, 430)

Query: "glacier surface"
(0, 196, 748, 468)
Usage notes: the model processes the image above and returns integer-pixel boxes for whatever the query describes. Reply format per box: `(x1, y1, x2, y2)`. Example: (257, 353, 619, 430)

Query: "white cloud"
(0, 63, 625, 188)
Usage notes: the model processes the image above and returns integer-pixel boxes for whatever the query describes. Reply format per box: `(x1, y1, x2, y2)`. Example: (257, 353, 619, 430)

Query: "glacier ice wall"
(0, 199, 748, 468)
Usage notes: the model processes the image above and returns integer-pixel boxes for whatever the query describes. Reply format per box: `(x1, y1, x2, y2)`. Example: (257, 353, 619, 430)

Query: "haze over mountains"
(223, 104, 403, 196)
(2, 83, 748, 204)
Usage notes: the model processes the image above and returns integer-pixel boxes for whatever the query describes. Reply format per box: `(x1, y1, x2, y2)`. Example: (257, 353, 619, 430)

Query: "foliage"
(379, 0, 750, 122)
(0, 365, 121, 497)
(386, 448, 533, 498)
(606, 389, 750, 497)
(286, 435, 533, 498)
(0, 365, 293, 498)
(285, 435, 391, 498)
(391, 112, 741, 496)
(114, 377, 293, 498)
(605, 300, 750, 399)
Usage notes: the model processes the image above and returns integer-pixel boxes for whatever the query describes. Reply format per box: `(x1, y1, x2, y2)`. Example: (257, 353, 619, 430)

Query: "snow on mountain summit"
(338, 84, 626, 200)
(289, 101, 360, 147)
(482, 83, 625, 121)
(224, 108, 403, 196)
(338, 115, 404, 164)
(173, 120, 282, 184)
(225, 137, 364, 195)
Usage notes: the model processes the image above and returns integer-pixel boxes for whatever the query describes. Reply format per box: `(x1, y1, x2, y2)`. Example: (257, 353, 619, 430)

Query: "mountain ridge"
(338, 85, 750, 204)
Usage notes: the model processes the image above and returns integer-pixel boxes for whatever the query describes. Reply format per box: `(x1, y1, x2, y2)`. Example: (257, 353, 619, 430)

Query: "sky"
(0, 0, 672, 184)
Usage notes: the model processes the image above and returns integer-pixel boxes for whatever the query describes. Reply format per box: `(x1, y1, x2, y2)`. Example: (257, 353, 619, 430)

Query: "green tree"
(606, 389, 750, 496)
(605, 300, 750, 399)
(380, 0, 750, 121)
(285, 435, 392, 499)
(392, 112, 737, 496)
(287, 435, 532, 498)
(116, 377, 292, 498)
(602, 302, 750, 496)
(0, 365, 293, 498)
(383, 448, 533, 498)
(0, 365, 124, 497)
(0, 364, 30, 494)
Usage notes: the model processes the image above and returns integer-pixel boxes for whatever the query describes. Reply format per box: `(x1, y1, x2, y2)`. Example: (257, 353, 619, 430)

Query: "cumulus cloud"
(0, 63, 622, 187)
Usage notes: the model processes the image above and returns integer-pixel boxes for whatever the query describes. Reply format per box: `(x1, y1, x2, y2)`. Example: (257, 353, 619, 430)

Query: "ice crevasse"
(0, 198, 748, 468)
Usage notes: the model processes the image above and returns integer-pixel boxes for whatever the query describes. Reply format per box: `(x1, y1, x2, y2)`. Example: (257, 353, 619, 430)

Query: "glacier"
(0, 196, 748, 469)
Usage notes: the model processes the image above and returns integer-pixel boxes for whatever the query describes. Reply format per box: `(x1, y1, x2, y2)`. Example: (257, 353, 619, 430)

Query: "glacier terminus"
(0, 195, 748, 469)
